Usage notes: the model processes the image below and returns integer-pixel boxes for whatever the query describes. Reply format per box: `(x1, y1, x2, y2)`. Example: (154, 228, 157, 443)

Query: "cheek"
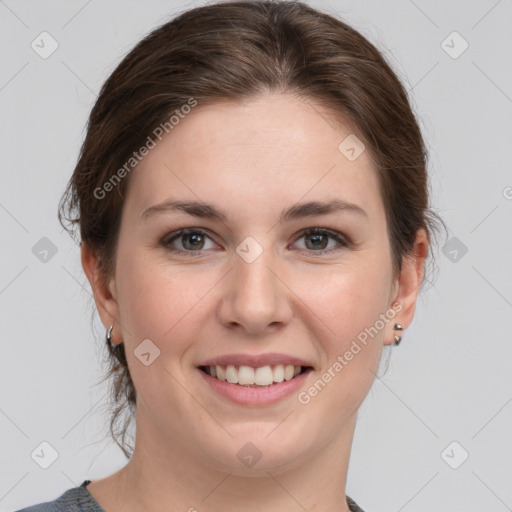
(113, 253, 212, 412)
(303, 256, 391, 331)
(304, 258, 391, 372)
(293, 275, 388, 422)
(114, 247, 221, 363)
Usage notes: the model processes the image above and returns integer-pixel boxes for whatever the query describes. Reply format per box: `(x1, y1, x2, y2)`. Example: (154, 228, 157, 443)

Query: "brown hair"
(59, 0, 446, 459)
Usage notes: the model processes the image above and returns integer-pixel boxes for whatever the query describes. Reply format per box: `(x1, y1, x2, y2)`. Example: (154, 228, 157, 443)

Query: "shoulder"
(347, 495, 366, 512)
(13, 481, 104, 512)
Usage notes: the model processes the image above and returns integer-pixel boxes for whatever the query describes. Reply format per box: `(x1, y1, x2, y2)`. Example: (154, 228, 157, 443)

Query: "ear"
(384, 228, 429, 346)
(81, 242, 121, 343)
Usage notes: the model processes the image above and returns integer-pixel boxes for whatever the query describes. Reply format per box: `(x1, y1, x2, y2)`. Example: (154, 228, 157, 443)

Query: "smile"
(199, 364, 310, 387)
(197, 364, 313, 406)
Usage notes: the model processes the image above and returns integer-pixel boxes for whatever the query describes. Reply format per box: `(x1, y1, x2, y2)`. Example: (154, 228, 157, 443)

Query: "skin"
(82, 91, 428, 512)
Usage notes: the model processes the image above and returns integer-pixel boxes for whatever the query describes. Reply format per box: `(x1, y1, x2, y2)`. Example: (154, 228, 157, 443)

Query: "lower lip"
(197, 368, 312, 406)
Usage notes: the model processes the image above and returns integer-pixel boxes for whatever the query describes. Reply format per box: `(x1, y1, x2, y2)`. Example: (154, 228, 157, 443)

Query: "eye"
(162, 228, 218, 253)
(292, 227, 349, 255)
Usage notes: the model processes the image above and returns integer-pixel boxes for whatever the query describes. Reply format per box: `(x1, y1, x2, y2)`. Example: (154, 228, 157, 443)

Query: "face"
(85, 92, 424, 475)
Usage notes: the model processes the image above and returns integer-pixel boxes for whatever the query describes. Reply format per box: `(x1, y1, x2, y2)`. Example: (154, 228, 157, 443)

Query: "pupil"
(306, 233, 327, 250)
(184, 233, 203, 250)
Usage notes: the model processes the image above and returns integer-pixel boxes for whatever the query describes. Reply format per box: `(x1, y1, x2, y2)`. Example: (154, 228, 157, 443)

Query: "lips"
(197, 364, 313, 405)
(196, 352, 314, 404)
(198, 352, 313, 369)
(197, 353, 313, 387)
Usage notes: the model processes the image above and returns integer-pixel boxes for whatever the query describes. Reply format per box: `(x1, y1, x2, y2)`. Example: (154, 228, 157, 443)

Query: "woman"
(16, 0, 444, 510)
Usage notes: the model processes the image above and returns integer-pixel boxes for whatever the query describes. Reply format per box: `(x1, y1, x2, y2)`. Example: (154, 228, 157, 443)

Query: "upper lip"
(198, 353, 314, 369)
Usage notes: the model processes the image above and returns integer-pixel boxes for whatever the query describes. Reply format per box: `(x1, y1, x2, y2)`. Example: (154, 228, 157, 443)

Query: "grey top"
(14, 482, 104, 512)
(15, 480, 366, 511)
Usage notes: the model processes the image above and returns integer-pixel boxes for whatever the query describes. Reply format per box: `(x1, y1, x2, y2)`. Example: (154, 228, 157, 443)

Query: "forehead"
(124, 92, 384, 224)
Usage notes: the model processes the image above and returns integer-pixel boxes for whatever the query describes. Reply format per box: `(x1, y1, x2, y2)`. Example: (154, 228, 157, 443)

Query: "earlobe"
(80, 242, 120, 332)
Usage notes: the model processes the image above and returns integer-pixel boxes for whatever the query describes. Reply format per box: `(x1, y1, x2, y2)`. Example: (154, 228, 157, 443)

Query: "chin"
(198, 427, 311, 476)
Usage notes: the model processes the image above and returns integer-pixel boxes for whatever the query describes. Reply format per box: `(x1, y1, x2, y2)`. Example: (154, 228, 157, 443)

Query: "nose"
(216, 247, 293, 336)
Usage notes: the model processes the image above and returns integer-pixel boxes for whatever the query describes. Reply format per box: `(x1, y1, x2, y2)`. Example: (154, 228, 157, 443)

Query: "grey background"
(1, 0, 511, 511)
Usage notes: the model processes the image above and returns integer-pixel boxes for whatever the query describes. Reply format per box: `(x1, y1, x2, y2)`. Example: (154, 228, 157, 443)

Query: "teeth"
(238, 365, 255, 385)
(273, 364, 284, 382)
(254, 365, 274, 386)
(208, 364, 304, 386)
(284, 365, 294, 381)
(225, 364, 238, 384)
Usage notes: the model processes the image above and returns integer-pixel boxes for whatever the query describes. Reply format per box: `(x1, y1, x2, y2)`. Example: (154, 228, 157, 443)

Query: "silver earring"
(106, 325, 114, 344)
(394, 323, 403, 345)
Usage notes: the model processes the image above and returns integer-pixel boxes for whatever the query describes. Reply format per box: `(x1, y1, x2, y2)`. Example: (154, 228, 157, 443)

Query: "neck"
(100, 411, 357, 512)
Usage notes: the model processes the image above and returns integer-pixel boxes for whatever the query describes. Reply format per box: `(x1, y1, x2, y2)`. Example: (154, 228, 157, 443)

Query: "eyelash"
(161, 227, 349, 256)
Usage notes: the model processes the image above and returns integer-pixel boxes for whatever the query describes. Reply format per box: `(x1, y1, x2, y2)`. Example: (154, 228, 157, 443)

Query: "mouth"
(196, 353, 315, 405)
(198, 364, 313, 387)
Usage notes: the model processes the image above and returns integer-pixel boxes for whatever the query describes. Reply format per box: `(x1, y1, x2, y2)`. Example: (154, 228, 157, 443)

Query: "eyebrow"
(140, 198, 368, 223)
